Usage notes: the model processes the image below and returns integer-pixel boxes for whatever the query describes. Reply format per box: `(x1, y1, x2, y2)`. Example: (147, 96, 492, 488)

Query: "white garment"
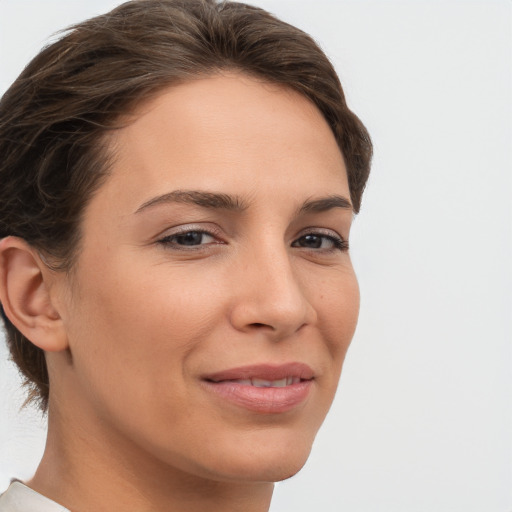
(0, 482, 69, 512)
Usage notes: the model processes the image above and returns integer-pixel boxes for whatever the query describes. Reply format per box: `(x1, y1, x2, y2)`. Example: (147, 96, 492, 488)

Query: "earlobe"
(0, 236, 68, 352)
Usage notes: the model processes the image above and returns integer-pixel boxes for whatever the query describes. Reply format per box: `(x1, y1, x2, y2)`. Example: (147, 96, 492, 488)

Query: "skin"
(1, 73, 359, 512)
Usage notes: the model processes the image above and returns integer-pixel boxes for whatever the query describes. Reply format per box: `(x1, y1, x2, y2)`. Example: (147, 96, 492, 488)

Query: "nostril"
(249, 322, 272, 329)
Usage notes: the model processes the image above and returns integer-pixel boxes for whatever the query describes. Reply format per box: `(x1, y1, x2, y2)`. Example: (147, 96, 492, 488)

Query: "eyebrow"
(135, 190, 248, 214)
(298, 195, 353, 214)
(134, 190, 352, 215)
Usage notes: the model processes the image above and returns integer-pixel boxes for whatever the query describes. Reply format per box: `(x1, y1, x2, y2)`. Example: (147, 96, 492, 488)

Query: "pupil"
(176, 232, 202, 245)
(303, 234, 321, 248)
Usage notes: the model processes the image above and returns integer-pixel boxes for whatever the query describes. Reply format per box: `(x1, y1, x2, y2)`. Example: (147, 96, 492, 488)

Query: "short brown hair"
(0, 0, 372, 411)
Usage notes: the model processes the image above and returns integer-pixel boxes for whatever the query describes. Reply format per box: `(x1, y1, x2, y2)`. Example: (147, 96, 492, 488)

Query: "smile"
(202, 363, 314, 414)
(226, 377, 302, 387)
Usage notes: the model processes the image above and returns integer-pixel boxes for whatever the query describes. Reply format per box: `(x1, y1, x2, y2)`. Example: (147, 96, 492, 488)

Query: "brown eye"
(173, 231, 207, 246)
(158, 230, 216, 248)
(292, 233, 347, 251)
(296, 234, 323, 249)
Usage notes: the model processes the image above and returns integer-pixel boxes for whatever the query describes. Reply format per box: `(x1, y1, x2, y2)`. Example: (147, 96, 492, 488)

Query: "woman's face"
(52, 73, 359, 483)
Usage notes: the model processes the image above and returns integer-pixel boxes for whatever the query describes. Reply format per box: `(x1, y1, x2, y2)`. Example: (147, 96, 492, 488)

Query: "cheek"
(66, 259, 227, 376)
(59, 263, 227, 437)
(316, 269, 360, 364)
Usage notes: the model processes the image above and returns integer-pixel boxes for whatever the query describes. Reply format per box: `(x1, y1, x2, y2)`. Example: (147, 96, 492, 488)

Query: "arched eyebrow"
(134, 190, 352, 215)
(134, 190, 249, 214)
(298, 195, 353, 214)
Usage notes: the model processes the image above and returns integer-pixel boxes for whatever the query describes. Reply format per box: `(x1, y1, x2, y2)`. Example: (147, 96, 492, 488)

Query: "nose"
(229, 244, 317, 339)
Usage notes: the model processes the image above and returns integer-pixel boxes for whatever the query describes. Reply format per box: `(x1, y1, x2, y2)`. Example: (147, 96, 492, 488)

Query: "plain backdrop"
(0, 1, 511, 511)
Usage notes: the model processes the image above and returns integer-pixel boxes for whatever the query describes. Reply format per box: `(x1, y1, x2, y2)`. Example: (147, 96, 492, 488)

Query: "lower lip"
(201, 380, 313, 414)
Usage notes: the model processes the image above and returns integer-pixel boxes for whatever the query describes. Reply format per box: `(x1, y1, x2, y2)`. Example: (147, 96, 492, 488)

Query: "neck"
(29, 405, 274, 512)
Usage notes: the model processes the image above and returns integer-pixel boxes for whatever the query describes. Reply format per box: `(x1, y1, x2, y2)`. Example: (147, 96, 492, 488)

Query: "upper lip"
(203, 362, 314, 382)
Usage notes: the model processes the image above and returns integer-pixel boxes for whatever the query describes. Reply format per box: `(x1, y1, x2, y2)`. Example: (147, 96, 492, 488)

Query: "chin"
(197, 431, 315, 484)
(210, 455, 311, 484)
(260, 458, 310, 483)
(245, 454, 310, 483)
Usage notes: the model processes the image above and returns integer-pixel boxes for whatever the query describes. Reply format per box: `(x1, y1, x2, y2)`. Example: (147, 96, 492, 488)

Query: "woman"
(0, 0, 371, 510)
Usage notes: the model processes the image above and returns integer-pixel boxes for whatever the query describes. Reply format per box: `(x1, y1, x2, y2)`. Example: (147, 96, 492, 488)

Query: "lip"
(201, 363, 314, 414)
(204, 362, 314, 382)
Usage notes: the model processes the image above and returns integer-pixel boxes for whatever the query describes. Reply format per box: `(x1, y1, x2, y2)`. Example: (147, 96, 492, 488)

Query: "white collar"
(0, 481, 69, 512)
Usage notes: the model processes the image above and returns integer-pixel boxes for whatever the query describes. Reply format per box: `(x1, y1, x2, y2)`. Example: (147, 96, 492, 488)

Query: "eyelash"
(156, 227, 348, 253)
(156, 227, 222, 251)
(292, 231, 349, 252)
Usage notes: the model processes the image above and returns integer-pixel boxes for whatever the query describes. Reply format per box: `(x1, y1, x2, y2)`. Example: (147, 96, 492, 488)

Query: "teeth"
(252, 378, 287, 388)
(228, 377, 301, 387)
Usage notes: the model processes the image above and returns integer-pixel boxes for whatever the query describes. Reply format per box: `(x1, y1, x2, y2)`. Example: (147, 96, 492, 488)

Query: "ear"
(0, 236, 68, 352)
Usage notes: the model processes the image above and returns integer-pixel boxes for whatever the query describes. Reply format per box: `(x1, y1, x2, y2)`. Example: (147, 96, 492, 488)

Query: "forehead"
(96, 73, 349, 215)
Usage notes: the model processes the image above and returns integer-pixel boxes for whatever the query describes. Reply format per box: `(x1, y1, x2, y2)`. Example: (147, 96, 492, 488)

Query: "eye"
(291, 232, 348, 251)
(157, 229, 218, 249)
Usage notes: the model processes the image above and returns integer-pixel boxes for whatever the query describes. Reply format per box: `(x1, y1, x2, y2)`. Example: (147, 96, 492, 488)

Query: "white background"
(0, 1, 511, 511)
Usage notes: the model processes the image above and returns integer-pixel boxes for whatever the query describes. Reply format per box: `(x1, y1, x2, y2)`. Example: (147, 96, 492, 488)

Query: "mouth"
(216, 376, 303, 387)
(201, 363, 314, 414)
